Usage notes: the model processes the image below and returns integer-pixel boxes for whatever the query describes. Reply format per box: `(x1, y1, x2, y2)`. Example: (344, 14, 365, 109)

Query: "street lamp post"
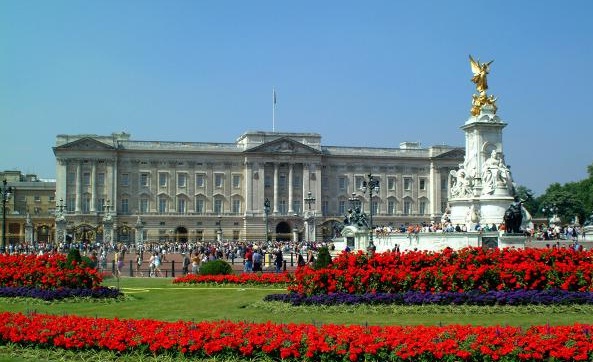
(264, 198, 271, 242)
(1, 180, 13, 254)
(217, 215, 222, 242)
(542, 204, 559, 225)
(360, 173, 379, 253)
(304, 191, 316, 242)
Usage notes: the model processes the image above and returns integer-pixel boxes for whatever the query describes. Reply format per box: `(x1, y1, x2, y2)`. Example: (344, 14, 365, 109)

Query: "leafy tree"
(537, 188, 586, 225)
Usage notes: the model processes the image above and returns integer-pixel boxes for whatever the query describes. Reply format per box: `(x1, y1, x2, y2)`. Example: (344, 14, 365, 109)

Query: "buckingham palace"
(52, 131, 463, 245)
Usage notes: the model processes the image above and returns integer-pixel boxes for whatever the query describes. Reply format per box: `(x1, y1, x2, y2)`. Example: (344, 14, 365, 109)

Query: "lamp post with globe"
(1, 180, 13, 254)
(360, 174, 379, 253)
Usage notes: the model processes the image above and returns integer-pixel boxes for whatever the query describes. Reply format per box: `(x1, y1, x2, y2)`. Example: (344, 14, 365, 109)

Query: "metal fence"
(108, 252, 301, 277)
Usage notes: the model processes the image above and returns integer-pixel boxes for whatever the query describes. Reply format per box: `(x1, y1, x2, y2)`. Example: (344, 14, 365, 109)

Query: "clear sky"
(1, 1, 592, 196)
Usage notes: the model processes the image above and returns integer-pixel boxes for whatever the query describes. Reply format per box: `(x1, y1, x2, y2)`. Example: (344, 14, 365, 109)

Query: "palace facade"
(0, 171, 56, 248)
(53, 131, 463, 245)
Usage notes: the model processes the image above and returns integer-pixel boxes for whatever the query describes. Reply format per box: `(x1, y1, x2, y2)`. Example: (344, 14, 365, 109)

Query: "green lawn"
(2, 276, 593, 328)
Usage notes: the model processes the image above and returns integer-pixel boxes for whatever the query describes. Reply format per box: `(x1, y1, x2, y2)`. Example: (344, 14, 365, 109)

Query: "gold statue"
(469, 55, 492, 95)
(469, 55, 497, 116)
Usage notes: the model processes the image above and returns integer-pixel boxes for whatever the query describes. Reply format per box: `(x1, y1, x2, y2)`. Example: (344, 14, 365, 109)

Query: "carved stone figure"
(481, 150, 510, 195)
(450, 166, 473, 198)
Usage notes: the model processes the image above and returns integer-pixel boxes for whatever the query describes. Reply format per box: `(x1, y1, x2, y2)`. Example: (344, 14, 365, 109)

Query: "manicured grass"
(2, 276, 593, 328)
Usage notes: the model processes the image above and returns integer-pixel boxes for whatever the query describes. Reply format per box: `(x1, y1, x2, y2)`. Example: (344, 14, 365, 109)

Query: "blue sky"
(1, 1, 592, 196)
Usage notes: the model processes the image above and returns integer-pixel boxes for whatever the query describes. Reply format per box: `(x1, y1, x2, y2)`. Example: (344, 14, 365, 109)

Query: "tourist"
(297, 253, 306, 267)
(274, 249, 283, 273)
(252, 247, 263, 272)
(114, 249, 124, 278)
(182, 253, 190, 275)
(191, 251, 201, 274)
(136, 252, 144, 277)
(306, 249, 315, 266)
(149, 252, 163, 277)
(244, 247, 253, 272)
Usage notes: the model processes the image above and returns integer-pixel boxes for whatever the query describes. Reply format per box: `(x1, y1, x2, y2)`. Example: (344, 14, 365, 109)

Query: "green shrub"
(313, 246, 332, 270)
(66, 249, 83, 269)
(199, 259, 234, 275)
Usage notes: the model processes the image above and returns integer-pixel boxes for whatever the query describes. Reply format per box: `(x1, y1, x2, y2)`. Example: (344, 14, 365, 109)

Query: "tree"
(538, 189, 586, 225)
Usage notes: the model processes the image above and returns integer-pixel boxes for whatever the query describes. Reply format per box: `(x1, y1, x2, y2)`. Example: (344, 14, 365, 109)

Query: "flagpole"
(272, 88, 276, 132)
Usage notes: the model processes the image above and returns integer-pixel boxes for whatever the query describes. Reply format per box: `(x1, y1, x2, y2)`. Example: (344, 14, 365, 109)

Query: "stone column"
(273, 163, 279, 214)
(75, 161, 81, 213)
(55, 216, 66, 248)
(134, 216, 144, 250)
(288, 163, 294, 213)
(245, 161, 253, 214)
(90, 161, 97, 212)
(429, 162, 438, 220)
(25, 214, 33, 247)
(55, 158, 68, 203)
(302, 163, 310, 206)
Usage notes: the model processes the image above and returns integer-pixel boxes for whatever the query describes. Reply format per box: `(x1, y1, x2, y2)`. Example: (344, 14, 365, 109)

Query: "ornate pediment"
(435, 148, 465, 159)
(244, 137, 321, 155)
(54, 137, 115, 151)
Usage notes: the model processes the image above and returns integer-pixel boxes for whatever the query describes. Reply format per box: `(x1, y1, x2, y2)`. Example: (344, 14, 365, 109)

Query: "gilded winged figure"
(469, 55, 493, 95)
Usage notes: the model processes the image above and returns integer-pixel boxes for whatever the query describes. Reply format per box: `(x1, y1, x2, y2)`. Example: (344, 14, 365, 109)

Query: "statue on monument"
(449, 165, 473, 198)
(504, 196, 524, 234)
(469, 55, 498, 116)
(469, 55, 492, 94)
(481, 150, 513, 195)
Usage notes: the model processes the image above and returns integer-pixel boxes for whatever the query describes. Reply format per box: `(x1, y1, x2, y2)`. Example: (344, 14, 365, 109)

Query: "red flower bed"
(173, 272, 292, 285)
(0, 254, 102, 289)
(1, 311, 592, 361)
(289, 247, 593, 295)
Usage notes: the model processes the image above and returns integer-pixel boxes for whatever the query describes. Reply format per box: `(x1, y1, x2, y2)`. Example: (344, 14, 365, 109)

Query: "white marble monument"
(446, 56, 530, 230)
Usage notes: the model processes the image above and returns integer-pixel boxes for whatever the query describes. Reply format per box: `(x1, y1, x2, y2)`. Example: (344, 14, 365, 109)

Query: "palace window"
(82, 195, 91, 213)
(177, 198, 186, 214)
(177, 173, 187, 188)
(388, 177, 396, 191)
(140, 173, 149, 187)
(121, 198, 129, 214)
(83, 172, 91, 186)
(215, 174, 224, 188)
(158, 197, 167, 213)
(279, 200, 287, 214)
(338, 200, 346, 215)
(232, 199, 241, 214)
(404, 178, 412, 191)
(293, 174, 301, 188)
(195, 198, 204, 214)
(403, 200, 412, 215)
(419, 200, 427, 215)
(196, 174, 205, 188)
(97, 172, 105, 186)
(159, 173, 167, 187)
(140, 198, 149, 214)
(388, 200, 396, 215)
(338, 177, 347, 191)
(293, 200, 301, 214)
(419, 178, 426, 191)
(121, 173, 129, 187)
(232, 175, 241, 188)
(214, 199, 223, 214)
